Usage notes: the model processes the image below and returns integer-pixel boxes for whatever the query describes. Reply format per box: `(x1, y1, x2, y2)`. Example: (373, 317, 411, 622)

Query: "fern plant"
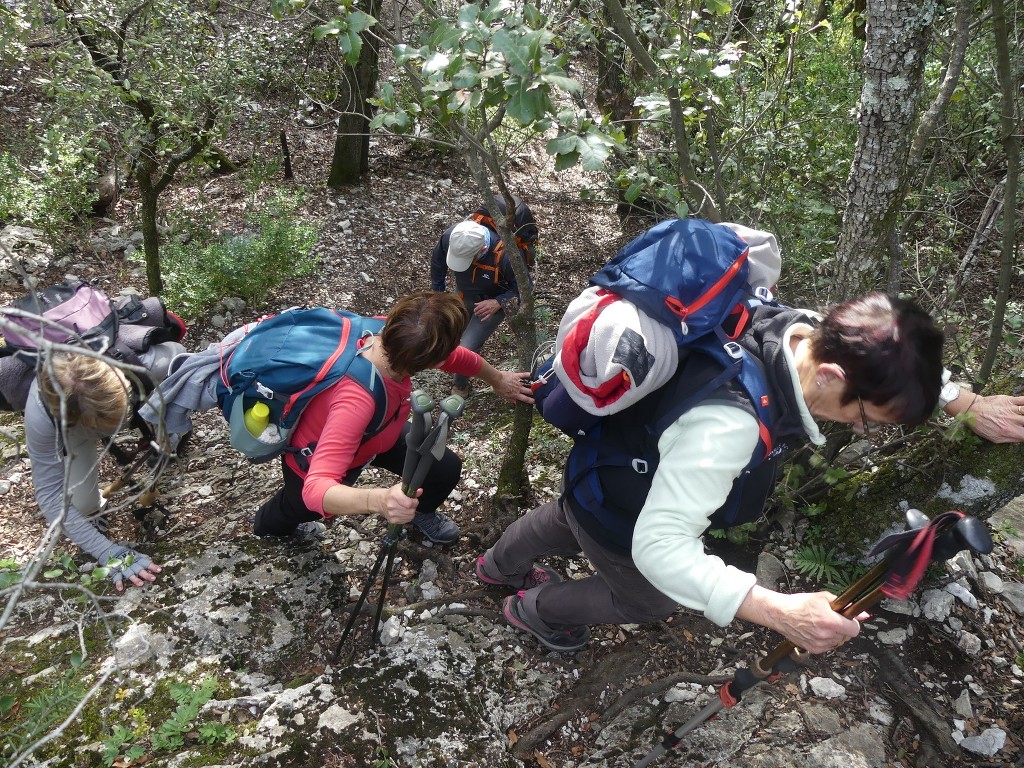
(793, 543, 845, 584)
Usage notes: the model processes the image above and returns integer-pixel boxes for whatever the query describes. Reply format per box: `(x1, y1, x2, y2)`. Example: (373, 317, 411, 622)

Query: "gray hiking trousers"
(482, 496, 677, 630)
(452, 297, 505, 391)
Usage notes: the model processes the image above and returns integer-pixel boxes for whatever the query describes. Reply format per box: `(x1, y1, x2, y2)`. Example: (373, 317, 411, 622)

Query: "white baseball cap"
(446, 221, 489, 272)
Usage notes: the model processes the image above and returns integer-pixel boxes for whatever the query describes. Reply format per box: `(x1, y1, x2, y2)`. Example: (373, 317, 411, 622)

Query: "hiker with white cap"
(430, 195, 539, 398)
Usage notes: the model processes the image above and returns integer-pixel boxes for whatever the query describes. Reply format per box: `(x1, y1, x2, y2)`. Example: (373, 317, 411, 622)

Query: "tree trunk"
(327, 0, 382, 190)
(595, 11, 634, 141)
(135, 161, 163, 295)
(978, 0, 1020, 384)
(831, 0, 936, 300)
(602, 0, 720, 220)
(462, 150, 537, 501)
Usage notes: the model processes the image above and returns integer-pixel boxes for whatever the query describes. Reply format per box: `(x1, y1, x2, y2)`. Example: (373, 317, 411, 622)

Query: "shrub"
(160, 192, 319, 319)
(0, 126, 97, 242)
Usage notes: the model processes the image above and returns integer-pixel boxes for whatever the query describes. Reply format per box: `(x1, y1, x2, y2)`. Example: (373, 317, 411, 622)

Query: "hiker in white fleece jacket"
(476, 293, 954, 653)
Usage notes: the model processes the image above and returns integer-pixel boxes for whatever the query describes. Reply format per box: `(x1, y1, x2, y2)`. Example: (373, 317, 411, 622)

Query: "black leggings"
(253, 421, 462, 536)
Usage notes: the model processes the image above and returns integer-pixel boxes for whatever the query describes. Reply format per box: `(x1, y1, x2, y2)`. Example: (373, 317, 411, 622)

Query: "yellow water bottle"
(244, 402, 270, 437)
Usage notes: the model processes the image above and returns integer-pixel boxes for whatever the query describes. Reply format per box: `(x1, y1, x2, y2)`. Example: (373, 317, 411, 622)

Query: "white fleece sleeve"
(632, 402, 761, 627)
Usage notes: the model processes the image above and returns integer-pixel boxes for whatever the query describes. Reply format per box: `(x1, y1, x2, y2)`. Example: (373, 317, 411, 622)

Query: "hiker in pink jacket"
(253, 291, 533, 545)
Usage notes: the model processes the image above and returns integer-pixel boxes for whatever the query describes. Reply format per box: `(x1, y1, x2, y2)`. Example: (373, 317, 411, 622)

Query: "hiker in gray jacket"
(23, 345, 181, 591)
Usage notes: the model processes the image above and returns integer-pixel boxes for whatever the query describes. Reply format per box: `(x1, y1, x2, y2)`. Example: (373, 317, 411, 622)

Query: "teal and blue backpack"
(216, 307, 390, 465)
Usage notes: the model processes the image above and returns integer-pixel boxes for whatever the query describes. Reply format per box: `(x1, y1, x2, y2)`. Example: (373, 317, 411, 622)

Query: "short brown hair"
(37, 352, 130, 434)
(808, 292, 943, 425)
(380, 292, 469, 376)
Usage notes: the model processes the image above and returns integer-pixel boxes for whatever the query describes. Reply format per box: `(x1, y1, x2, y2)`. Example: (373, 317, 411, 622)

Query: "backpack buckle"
(723, 341, 743, 360)
(753, 286, 774, 302)
(255, 382, 275, 399)
(631, 458, 649, 474)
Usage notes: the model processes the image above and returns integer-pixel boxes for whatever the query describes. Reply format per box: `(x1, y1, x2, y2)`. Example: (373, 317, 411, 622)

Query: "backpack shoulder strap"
(344, 318, 390, 438)
(657, 332, 772, 467)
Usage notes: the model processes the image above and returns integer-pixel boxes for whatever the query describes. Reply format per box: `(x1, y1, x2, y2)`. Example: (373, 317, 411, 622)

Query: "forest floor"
(2, 42, 1024, 768)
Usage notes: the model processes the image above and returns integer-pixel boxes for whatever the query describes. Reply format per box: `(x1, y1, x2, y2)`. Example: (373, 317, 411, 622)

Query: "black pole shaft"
(332, 539, 392, 662)
(368, 544, 400, 649)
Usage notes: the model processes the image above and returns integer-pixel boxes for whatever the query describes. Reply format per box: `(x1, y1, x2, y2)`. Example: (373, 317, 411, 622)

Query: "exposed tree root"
(512, 646, 646, 759)
(599, 669, 731, 724)
(876, 646, 959, 765)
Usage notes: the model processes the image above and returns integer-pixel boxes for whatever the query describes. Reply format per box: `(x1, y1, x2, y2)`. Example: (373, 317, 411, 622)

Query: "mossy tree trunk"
(831, 0, 935, 299)
(327, 0, 381, 189)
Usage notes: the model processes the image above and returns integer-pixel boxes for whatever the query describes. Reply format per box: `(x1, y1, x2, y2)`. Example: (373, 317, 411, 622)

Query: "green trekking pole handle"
(390, 389, 435, 539)
(405, 393, 465, 490)
(439, 393, 466, 421)
(401, 391, 434, 495)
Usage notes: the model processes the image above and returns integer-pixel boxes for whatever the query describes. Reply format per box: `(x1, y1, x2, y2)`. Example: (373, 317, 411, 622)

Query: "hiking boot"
(451, 384, 471, 399)
(476, 555, 563, 590)
(502, 591, 590, 653)
(412, 511, 460, 544)
(291, 521, 327, 543)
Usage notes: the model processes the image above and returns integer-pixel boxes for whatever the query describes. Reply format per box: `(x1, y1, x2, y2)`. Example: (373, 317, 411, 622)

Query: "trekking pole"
(102, 439, 164, 508)
(332, 391, 466, 660)
(633, 509, 993, 768)
(102, 449, 153, 499)
(360, 393, 466, 650)
(332, 390, 433, 662)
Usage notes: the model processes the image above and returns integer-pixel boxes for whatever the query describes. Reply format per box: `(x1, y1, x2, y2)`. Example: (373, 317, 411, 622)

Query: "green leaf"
(505, 81, 542, 124)
(705, 0, 732, 13)
(624, 181, 645, 203)
(313, 21, 343, 40)
(348, 10, 375, 34)
(491, 29, 534, 77)
(0, 573, 21, 588)
(545, 133, 578, 155)
(343, 30, 363, 65)
(125, 744, 146, 760)
(43, 569, 63, 578)
(422, 52, 451, 75)
(674, 201, 690, 218)
(0, 694, 16, 713)
(577, 132, 612, 171)
(394, 44, 423, 66)
(540, 73, 581, 94)
(553, 150, 580, 171)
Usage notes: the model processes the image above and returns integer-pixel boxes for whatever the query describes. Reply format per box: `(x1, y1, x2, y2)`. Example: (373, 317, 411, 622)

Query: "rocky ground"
(2, 82, 1024, 768)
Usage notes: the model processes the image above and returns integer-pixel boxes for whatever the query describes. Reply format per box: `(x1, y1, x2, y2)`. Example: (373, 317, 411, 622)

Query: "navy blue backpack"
(534, 217, 777, 463)
(216, 308, 389, 464)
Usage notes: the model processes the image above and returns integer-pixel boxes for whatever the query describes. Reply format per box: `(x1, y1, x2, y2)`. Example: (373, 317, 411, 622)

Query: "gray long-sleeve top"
(25, 344, 182, 561)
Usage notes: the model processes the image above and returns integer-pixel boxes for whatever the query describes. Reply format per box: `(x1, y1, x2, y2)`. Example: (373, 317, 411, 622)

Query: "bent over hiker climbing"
(478, 219, 947, 654)
(1, 280, 187, 591)
(140, 292, 534, 545)
(430, 195, 539, 398)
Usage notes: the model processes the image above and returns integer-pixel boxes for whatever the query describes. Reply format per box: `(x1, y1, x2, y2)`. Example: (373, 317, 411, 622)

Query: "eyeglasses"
(856, 396, 879, 436)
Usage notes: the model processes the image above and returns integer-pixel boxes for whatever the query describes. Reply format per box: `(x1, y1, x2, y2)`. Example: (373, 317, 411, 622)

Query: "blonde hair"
(37, 352, 130, 434)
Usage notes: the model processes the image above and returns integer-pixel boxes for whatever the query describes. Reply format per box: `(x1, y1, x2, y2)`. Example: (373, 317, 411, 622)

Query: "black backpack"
(0, 279, 187, 412)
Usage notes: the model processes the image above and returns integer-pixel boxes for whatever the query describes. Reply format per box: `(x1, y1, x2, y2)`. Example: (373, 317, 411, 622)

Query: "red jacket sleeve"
(439, 345, 483, 377)
(297, 380, 377, 515)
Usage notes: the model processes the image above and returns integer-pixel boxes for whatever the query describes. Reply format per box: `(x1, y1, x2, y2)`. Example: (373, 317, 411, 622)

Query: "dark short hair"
(809, 292, 943, 425)
(380, 292, 469, 375)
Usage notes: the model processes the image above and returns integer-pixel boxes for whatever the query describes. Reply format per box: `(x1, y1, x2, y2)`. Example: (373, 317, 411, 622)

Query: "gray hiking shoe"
(502, 591, 590, 653)
(412, 511, 460, 544)
(292, 521, 327, 543)
(476, 555, 563, 590)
